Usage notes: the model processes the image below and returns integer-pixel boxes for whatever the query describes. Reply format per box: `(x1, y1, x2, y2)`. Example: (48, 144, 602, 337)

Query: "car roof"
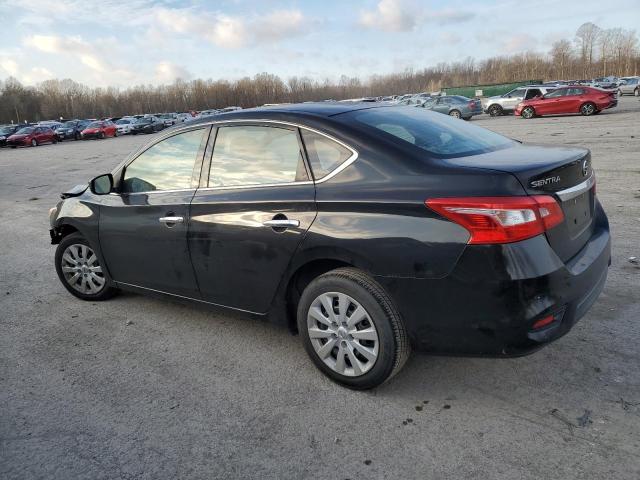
(183, 102, 385, 127)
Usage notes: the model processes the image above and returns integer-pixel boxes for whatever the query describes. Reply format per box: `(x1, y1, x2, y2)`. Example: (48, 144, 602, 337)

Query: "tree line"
(0, 22, 637, 124)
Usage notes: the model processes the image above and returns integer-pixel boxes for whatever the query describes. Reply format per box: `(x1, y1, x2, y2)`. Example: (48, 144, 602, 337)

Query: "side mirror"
(90, 173, 113, 195)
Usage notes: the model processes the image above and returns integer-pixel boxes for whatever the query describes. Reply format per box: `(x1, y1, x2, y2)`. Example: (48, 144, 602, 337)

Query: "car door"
(188, 122, 317, 314)
(99, 126, 211, 297)
(562, 88, 585, 112)
(502, 88, 526, 110)
(537, 89, 567, 115)
(432, 97, 451, 114)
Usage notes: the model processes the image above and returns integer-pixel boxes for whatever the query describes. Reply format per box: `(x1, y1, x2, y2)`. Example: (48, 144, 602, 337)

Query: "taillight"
(425, 196, 564, 244)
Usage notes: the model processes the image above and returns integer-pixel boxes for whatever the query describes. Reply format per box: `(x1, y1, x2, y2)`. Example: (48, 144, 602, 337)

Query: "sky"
(1, 0, 639, 88)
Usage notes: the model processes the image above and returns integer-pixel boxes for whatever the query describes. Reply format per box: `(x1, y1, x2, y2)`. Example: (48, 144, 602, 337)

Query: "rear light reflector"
(532, 315, 555, 330)
(426, 196, 564, 244)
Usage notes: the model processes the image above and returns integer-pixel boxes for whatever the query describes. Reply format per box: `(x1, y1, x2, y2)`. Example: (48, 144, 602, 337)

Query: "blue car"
(419, 95, 483, 120)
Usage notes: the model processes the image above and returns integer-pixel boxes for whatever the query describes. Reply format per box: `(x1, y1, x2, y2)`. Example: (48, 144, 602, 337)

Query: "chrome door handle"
(263, 219, 300, 228)
(159, 216, 184, 224)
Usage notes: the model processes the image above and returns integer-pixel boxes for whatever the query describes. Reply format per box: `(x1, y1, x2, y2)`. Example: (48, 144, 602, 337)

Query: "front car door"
(99, 126, 211, 297)
(189, 122, 317, 313)
(432, 97, 451, 114)
(502, 88, 526, 110)
(537, 89, 567, 115)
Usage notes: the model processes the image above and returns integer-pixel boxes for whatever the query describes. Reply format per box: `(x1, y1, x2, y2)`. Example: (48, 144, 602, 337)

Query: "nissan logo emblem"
(582, 159, 589, 176)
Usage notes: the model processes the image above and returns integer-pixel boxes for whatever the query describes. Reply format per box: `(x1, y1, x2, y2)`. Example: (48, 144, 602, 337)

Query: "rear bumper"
(376, 202, 611, 356)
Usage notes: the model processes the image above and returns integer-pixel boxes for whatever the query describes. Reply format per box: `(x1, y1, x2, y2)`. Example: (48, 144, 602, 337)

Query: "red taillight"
(425, 196, 564, 244)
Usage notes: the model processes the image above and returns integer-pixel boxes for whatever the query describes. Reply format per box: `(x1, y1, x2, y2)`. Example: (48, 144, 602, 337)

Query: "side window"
(122, 128, 205, 193)
(209, 125, 308, 187)
(525, 89, 541, 100)
(508, 89, 526, 98)
(545, 89, 566, 98)
(300, 130, 353, 178)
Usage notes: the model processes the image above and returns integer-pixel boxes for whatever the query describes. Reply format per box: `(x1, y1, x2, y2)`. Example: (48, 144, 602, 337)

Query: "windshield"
(87, 122, 102, 128)
(16, 127, 35, 134)
(63, 121, 76, 127)
(347, 107, 514, 158)
(116, 119, 131, 124)
(0, 126, 16, 134)
(136, 118, 151, 124)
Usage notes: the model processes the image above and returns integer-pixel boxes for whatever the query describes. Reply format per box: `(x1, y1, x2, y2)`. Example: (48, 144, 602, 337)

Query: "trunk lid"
(442, 144, 595, 262)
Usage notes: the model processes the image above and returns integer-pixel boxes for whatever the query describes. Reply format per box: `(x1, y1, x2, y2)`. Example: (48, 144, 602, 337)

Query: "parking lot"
(1, 97, 639, 479)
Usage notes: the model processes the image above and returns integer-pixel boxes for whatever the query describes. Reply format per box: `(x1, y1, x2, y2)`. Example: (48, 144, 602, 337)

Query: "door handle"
(263, 219, 300, 228)
(159, 216, 184, 224)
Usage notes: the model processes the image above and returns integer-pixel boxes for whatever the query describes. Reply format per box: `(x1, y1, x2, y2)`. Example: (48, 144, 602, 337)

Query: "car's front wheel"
(55, 232, 118, 301)
(488, 104, 503, 116)
(449, 109, 462, 119)
(31, 139, 37, 147)
(297, 267, 410, 389)
(521, 106, 536, 119)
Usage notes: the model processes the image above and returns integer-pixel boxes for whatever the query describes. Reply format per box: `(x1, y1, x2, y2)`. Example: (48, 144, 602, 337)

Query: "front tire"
(521, 106, 536, 119)
(99, 131, 106, 139)
(297, 267, 410, 390)
(488, 104, 503, 117)
(635, 88, 639, 97)
(55, 232, 118, 301)
(449, 109, 462, 119)
(31, 139, 37, 147)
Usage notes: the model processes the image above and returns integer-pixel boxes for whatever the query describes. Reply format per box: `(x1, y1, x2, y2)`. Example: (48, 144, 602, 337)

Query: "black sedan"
(48, 103, 610, 389)
(55, 120, 90, 141)
(130, 116, 164, 134)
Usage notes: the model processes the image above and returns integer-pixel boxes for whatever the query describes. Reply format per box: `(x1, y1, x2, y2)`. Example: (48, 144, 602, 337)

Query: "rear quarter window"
(300, 130, 353, 179)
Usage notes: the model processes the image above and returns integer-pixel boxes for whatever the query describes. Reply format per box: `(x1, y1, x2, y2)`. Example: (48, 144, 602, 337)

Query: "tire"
(55, 232, 118, 301)
(521, 106, 535, 119)
(31, 139, 37, 147)
(114, 130, 118, 137)
(99, 131, 106, 139)
(449, 109, 462, 119)
(580, 102, 596, 116)
(635, 88, 639, 97)
(297, 267, 410, 390)
(488, 104, 503, 117)
(618, 89, 624, 97)
(462, 116, 471, 121)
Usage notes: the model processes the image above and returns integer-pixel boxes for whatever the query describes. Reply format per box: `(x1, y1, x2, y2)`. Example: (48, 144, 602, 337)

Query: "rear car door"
(189, 122, 317, 313)
(99, 126, 210, 297)
(563, 88, 585, 112)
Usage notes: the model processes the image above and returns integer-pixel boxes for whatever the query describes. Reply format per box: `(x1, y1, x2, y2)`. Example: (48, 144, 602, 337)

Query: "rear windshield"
(347, 107, 514, 158)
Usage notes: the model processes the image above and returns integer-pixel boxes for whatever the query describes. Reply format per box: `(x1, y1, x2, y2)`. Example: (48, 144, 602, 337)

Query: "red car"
(6, 126, 58, 148)
(515, 86, 617, 118)
(81, 120, 117, 139)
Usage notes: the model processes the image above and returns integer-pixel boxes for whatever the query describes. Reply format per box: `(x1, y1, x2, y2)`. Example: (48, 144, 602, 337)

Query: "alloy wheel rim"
(450, 110, 461, 118)
(307, 292, 379, 377)
(583, 104, 594, 115)
(61, 244, 106, 294)
(523, 107, 533, 118)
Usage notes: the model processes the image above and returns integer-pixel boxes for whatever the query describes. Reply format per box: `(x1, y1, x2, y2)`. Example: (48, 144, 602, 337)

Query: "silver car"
(483, 85, 556, 116)
(618, 77, 639, 96)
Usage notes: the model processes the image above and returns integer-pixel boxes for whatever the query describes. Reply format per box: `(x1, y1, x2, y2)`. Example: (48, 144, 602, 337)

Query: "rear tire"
(297, 267, 410, 390)
(55, 232, 118, 301)
(521, 106, 535, 119)
(580, 102, 596, 116)
(488, 104, 503, 117)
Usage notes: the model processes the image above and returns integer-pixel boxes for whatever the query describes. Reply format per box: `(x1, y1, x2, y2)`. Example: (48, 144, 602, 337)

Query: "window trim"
(196, 119, 358, 191)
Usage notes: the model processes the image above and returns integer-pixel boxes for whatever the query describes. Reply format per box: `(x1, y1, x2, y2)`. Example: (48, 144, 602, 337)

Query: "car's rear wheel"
(297, 267, 410, 389)
(521, 106, 536, 119)
(55, 232, 118, 301)
(488, 104, 503, 116)
(31, 139, 37, 147)
(580, 102, 596, 116)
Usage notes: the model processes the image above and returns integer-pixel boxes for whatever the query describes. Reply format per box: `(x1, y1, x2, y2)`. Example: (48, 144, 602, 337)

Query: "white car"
(115, 118, 135, 135)
(176, 113, 191, 123)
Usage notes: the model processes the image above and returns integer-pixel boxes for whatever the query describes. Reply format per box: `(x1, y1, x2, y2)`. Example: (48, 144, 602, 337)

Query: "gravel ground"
(1, 98, 639, 480)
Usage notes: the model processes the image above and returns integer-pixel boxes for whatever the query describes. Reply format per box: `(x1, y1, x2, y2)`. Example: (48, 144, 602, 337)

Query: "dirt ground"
(1, 97, 639, 479)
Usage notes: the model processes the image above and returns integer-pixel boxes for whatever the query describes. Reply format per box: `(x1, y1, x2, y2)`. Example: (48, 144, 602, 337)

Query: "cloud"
(359, 0, 417, 32)
(254, 10, 306, 41)
(155, 62, 192, 83)
(0, 58, 20, 76)
(359, 0, 475, 32)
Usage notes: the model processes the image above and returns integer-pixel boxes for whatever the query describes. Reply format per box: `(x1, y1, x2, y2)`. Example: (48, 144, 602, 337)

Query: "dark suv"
(49, 103, 610, 389)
